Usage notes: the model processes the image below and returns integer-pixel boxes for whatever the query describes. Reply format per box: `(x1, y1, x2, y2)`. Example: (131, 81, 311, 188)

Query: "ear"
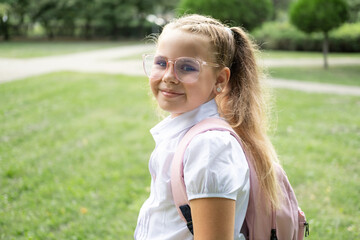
(213, 67, 230, 95)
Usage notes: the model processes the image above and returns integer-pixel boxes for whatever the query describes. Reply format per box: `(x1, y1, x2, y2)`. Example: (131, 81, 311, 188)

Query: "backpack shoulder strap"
(170, 117, 241, 222)
(171, 118, 309, 239)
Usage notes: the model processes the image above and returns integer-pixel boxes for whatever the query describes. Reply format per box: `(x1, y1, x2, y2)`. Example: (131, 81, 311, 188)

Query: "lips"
(159, 88, 185, 98)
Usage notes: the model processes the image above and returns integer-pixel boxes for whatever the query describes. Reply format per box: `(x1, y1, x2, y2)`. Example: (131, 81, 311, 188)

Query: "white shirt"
(134, 99, 250, 240)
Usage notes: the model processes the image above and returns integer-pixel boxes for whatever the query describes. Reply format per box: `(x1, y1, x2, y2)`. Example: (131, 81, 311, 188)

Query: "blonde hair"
(161, 14, 281, 208)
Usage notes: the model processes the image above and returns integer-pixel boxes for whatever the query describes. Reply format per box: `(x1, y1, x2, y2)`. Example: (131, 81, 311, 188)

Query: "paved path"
(269, 78, 360, 96)
(1, 44, 360, 96)
(0, 44, 154, 83)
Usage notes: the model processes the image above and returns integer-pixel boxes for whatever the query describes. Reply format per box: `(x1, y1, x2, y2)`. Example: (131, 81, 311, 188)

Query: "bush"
(330, 23, 360, 51)
(252, 21, 360, 52)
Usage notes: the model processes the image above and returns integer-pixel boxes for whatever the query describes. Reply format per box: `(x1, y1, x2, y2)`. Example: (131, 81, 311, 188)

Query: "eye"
(181, 64, 197, 72)
(154, 57, 167, 68)
(177, 59, 199, 73)
(156, 60, 167, 67)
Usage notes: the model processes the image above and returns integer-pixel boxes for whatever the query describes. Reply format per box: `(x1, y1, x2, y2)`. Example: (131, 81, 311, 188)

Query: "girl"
(135, 14, 280, 240)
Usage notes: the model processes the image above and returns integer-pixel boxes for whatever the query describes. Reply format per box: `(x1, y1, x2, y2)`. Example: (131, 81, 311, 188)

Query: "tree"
(30, 0, 64, 39)
(290, 0, 349, 69)
(272, 0, 293, 10)
(177, 0, 273, 31)
(347, 0, 360, 22)
(0, 0, 30, 39)
(2, 0, 29, 36)
(0, 0, 179, 40)
(271, 0, 294, 20)
(0, 3, 11, 40)
(95, 0, 142, 39)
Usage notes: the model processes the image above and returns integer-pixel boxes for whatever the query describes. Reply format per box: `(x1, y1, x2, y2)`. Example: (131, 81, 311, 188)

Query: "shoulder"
(183, 130, 249, 200)
(185, 130, 244, 161)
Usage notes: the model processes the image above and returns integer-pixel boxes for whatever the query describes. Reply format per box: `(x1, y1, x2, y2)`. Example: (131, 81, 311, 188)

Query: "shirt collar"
(150, 99, 219, 144)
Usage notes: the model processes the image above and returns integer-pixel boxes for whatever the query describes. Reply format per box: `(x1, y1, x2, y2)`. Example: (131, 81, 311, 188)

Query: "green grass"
(1, 72, 359, 239)
(269, 65, 360, 86)
(0, 41, 138, 58)
(0, 72, 157, 239)
(271, 88, 360, 240)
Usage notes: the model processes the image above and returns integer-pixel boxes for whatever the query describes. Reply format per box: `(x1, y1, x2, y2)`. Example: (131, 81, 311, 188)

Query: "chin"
(160, 106, 184, 117)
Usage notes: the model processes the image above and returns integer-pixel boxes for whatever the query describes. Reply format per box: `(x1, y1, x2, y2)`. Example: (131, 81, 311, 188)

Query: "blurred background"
(0, 0, 359, 239)
(1, 0, 360, 69)
(0, 0, 359, 51)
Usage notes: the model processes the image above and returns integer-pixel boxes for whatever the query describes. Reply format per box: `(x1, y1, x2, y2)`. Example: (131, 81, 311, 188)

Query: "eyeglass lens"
(144, 55, 200, 83)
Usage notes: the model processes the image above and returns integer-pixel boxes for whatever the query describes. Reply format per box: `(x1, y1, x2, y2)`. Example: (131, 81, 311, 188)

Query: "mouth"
(159, 88, 185, 98)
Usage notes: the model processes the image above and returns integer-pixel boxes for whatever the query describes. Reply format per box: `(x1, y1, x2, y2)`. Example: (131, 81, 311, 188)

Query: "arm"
(190, 197, 236, 240)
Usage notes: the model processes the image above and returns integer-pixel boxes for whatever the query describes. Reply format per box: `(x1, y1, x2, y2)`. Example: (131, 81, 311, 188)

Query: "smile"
(160, 89, 185, 98)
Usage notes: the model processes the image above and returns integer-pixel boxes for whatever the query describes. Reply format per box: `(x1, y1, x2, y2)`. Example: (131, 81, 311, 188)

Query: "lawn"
(270, 88, 360, 239)
(268, 65, 360, 86)
(0, 73, 157, 239)
(1, 72, 359, 239)
(0, 41, 138, 58)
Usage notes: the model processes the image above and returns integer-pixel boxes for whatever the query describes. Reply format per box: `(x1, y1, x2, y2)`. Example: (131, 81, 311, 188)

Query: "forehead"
(156, 28, 213, 60)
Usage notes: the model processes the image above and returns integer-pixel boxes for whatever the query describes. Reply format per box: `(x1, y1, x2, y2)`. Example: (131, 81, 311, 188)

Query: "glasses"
(143, 54, 220, 83)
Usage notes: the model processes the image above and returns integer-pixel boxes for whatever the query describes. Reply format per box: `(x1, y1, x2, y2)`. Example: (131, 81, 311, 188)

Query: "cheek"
(184, 81, 215, 101)
(149, 79, 158, 94)
(197, 74, 217, 95)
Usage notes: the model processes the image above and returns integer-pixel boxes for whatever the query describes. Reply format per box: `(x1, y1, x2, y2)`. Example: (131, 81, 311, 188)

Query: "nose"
(162, 61, 179, 84)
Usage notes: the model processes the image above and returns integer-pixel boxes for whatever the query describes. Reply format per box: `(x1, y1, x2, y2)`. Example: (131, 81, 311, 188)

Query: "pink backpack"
(171, 118, 309, 240)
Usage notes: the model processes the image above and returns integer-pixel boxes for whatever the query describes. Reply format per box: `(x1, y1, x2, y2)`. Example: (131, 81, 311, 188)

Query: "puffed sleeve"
(183, 130, 249, 201)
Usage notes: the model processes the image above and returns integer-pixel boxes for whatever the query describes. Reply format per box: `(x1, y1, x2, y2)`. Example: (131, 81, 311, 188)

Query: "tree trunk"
(1, 15, 10, 41)
(111, 21, 118, 40)
(43, 21, 54, 40)
(322, 31, 329, 69)
(84, 17, 92, 40)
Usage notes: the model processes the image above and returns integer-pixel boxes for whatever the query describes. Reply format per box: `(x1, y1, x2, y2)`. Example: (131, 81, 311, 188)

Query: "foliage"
(29, 0, 77, 39)
(1, 0, 359, 41)
(271, 0, 294, 10)
(1, 71, 359, 239)
(0, 0, 176, 40)
(329, 23, 360, 52)
(253, 22, 314, 50)
(290, 0, 349, 34)
(271, 0, 295, 20)
(177, 0, 273, 30)
(289, 0, 349, 68)
(252, 21, 360, 52)
(347, 0, 360, 21)
(0, 2, 11, 17)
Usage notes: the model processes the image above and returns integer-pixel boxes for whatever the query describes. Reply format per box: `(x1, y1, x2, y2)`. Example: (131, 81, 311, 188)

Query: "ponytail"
(217, 27, 281, 208)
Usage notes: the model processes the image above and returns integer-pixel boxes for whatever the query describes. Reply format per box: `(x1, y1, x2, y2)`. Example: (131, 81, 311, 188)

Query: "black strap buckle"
(270, 228, 278, 240)
(179, 204, 193, 235)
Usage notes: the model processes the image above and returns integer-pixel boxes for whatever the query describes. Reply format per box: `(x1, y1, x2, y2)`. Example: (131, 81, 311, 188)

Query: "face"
(150, 29, 219, 118)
